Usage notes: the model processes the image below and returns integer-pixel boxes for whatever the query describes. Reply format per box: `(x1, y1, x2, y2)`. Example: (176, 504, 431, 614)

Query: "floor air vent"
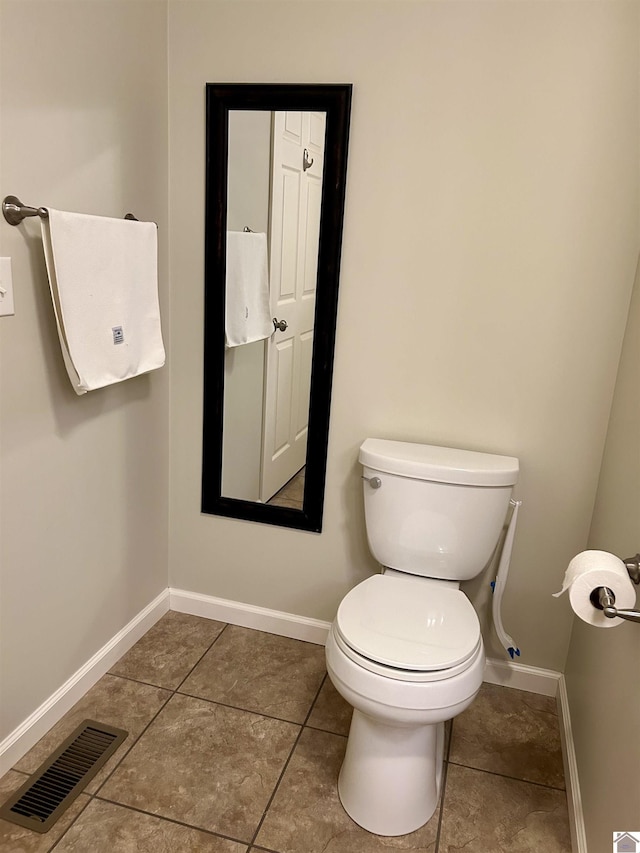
(0, 720, 128, 833)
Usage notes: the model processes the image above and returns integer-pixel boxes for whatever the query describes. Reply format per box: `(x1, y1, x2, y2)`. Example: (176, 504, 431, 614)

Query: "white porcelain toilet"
(325, 438, 519, 837)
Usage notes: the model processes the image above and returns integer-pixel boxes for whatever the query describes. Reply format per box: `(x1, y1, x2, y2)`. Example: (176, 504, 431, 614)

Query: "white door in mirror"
(0, 258, 15, 316)
(260, 111, 326, 503)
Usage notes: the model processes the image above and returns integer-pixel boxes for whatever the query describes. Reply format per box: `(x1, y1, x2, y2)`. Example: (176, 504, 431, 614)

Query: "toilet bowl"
(326, 574, 485, 836)
(326, 439, 519, 836)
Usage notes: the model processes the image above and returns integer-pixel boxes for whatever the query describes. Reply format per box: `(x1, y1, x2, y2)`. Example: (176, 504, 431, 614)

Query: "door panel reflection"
(222, 110, 325, 504)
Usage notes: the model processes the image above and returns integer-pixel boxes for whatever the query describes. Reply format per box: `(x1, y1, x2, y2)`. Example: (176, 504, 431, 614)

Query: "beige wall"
(0, 0, 169, 740)
(564, 265, 640, 850)
(168, 1, 639, 671)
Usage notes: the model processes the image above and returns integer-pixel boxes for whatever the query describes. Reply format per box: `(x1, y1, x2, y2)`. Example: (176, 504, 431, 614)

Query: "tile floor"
(0, 611, 572, 852)
(266, 468, 305, 510)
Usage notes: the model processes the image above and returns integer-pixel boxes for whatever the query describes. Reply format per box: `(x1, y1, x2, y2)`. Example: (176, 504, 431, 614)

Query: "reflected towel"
(225, 231, 272, 347)
(41, 209, 165, 394)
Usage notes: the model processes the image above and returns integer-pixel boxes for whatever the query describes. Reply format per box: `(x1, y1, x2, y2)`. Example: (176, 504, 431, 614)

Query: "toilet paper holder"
(623, 553, 640, 584)
(592, 553, 640, 623)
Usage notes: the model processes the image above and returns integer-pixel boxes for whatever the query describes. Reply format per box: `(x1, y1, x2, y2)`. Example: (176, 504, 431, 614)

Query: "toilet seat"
(332, 626, 483, 683)
(335, 575, 481, 683)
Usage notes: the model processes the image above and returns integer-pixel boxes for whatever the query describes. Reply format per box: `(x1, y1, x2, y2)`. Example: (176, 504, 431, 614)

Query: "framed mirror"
(202, 84, 352, 532)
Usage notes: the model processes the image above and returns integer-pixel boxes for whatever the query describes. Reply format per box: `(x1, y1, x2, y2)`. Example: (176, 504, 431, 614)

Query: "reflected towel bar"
(2, 195, 142, 226)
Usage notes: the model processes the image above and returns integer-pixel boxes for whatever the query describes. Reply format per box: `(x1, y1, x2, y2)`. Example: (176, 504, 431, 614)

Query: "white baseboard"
(0, 589, 169, 776)
(483, 657, 562, 697)
(557, 675, 588, 853)
(169, 588, 331, 645)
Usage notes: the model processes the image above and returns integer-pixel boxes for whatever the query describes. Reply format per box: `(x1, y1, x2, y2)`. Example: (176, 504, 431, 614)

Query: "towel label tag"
(112, 326, 124, 345)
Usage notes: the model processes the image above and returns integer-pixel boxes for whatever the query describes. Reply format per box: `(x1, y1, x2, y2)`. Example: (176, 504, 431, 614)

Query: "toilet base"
(337, 710, 445, 836)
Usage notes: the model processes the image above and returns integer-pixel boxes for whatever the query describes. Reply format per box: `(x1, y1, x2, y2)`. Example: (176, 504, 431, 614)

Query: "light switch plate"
(0, 257, 15, 316)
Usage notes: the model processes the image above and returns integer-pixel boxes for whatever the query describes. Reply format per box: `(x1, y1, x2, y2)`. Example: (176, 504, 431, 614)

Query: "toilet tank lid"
(359, 439, 519, 486)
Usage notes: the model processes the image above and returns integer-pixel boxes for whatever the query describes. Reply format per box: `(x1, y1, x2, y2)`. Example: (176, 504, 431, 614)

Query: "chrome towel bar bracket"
(2, 196, 48, 226)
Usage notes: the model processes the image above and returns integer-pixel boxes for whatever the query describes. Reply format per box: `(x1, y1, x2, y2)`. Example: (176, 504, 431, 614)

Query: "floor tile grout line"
(434, 760, 449, 853)
(173, 622, 231, 694)
(101, 670, 178, 692)
(447, 759, 567, 791)
(302, 673, 329, 728)
(445, 722, 454, 763)
(250, 722, 304, 848)
(98, 669, 326, 731)
(2, 768, 30, 779)
(89, 689, 174, 797)
(248, 673, 329, 848)
(175, 687, 316, 727)
(434, 720, 455, 852)
(107, 618, 230, 688)
(100, 620, 232, 745)
(46, 790, 93, 853)
(304, 722, 348, 739)
(91, 793, 252, 847)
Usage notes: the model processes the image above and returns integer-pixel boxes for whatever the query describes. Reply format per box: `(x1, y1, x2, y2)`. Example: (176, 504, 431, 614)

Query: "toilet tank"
(360, 439, 519, 582)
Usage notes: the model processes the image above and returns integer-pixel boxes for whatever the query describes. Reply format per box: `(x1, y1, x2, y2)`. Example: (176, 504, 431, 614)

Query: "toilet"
(325, 438, 519, 837)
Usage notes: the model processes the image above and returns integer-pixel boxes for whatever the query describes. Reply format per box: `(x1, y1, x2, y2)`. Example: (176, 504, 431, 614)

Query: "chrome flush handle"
(362, 475, 382, 489)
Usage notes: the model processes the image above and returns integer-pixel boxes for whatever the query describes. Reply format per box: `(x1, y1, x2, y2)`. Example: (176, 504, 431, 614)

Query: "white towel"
(225, 231, 272, 347)
(41, 209, 165, 395)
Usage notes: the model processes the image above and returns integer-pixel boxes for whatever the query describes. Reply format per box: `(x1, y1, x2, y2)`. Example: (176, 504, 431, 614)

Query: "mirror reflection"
(202, 83, 352, 532)
(223, 110, 326, 506)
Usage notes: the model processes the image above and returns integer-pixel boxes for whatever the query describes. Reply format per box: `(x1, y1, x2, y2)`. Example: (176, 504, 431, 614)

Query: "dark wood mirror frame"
(202, 83, 352, 532)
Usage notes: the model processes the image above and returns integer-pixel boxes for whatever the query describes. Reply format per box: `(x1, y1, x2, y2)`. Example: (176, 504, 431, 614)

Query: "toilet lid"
(335, 575, 481, 672)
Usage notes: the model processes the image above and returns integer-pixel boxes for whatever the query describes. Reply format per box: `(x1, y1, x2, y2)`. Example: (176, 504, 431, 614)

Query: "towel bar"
(2, 196, 144, 227)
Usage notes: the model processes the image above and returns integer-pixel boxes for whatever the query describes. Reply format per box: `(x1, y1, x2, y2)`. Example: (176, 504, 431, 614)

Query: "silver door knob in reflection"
(273, 318, 288, 332)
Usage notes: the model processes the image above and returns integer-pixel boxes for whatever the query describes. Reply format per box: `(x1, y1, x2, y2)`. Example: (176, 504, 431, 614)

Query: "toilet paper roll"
(552, 550, 636, 627)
